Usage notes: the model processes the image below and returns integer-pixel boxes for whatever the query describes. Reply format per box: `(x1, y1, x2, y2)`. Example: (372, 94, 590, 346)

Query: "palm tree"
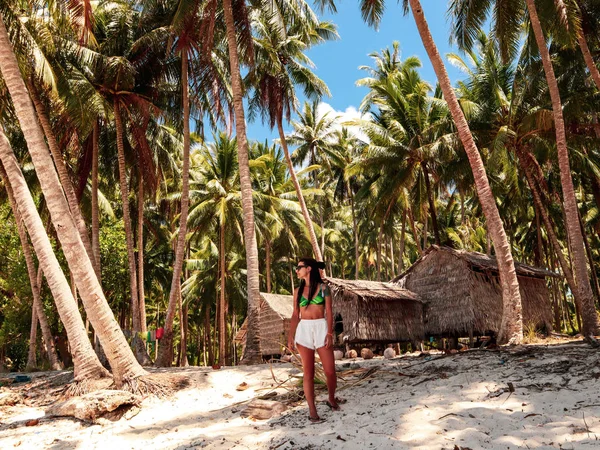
(287, 100, 338, 258)
(187, 132, 242, 364)
(0, 14, 151, 387)
(313, 0, 524, 343)
(449, 0, 599, 340)
(0, 127, 109, 382)
(0, 161, 62, 370)
(247, 2, 337, 261)
(221, 0, 262, 363)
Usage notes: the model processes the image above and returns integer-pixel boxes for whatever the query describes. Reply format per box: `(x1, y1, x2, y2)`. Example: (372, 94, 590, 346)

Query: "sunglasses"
(295, 265, 307, 271)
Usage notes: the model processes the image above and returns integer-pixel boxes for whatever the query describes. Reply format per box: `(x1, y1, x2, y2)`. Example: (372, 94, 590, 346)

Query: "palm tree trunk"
(423, 163, 441, 245)
(156, 51, 192, 367)
(577, 32, 600, 93)
(219, 221, 226, 365)
(578, 211, 600, 300)
(0, 131, 107, 381)
(204, 307, 214, 366)
(408, 0, 523, 344)
(223, 0, 262, 364)
(3, 164, 62, 371)
(265, 239, 272, 293)
(524, 0, 599, 340)
(113, 100, 140, 333)
(180, 300, 189, 367)
(376, 221, 383, 282)
(91, 120, 101, 282)
(0, 19, 147, 384)
(277, 117, 323, 260)
(26, 304, 38, 370)
(28, 83, 96, 268)
(137, 170, 147, 334)
(398, 208, 407, 273)
(349, 187, 359, 279)
(408, 206, 422, 254)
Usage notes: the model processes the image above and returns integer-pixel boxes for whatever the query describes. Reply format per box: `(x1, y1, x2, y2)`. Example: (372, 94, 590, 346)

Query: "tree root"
(119, 372, 189, 397)
(64, 377, 114, 397)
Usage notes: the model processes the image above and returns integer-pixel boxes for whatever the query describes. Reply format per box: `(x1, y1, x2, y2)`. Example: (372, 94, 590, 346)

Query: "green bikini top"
(299, 284, 327, 307)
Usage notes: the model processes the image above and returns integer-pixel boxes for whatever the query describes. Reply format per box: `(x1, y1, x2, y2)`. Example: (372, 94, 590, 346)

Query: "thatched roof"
(393, 245, 559, 282)
(233, 292, 293, 345)
(325, 277, 422, 303)
(260, 293, 293, 319)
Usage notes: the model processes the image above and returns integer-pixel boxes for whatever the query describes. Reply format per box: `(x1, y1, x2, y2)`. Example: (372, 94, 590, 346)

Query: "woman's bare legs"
(297, 343, 319, 419)
(317, 345, 338, 409)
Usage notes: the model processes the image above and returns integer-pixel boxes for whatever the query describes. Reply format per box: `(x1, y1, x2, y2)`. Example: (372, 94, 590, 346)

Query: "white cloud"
(316, 102, 371, 144)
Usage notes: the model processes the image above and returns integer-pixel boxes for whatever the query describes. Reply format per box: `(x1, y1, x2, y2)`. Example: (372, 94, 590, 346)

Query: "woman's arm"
(287, 288, 299, 351)
(324, 284, 334, 348)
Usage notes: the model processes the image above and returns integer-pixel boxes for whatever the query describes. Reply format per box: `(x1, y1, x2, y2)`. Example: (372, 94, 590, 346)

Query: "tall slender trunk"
(408, 206, 422, 254)
(349, 187, 359, 279)
(180, 300, 189, 367)
(390, 233, 395, 279)
(519, 149, 581, 324)
(204, 307, 214, 366)
(525, 0, 598, 339)
(219, 222, 226, 365)
(409, 0, 523, 344)
(26, 303, 38, 370)
(0, 19, 147, 384)
(265, 239, 272, 293)
(578, 210, 600, 300)
(0, 132, 107, 380)
(577, 32, 600, 93)
(113, 100, 140, 333)
(422, 163, 440, 245)
(156, 51, 192, 366)
(376, 221, 383, 282)
(398, 208, 406, 273)
(91, 121, 101, 282)
(28, 83, 96, 267)
(137, 170, 147, 334)
(277, 117, 322, 260)
(223, 0, 262, 364)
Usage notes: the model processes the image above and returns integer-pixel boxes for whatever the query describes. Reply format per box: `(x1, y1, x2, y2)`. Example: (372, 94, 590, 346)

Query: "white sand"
(1, 340, 599, 449)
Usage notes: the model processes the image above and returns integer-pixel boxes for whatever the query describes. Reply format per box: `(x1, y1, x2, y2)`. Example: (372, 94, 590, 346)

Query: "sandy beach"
(1, 340, 599, 449)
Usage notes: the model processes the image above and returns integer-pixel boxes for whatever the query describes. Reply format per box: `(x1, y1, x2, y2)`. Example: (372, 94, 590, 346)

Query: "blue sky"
(245, 2, 466, 142)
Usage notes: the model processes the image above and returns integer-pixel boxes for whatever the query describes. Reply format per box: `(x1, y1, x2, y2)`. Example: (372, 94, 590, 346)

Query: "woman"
(287, 258, 344, 423)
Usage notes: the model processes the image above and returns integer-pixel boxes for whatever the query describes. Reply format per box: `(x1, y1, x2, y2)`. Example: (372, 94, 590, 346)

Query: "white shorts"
(295, 318, 327, 350)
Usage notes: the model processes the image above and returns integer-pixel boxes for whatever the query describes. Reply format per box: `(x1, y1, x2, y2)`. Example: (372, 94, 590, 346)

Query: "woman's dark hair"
(296, 258, 326, 307)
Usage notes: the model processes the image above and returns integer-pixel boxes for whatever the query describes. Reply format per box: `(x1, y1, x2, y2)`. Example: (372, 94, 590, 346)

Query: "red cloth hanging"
(156, 327, 164, 340)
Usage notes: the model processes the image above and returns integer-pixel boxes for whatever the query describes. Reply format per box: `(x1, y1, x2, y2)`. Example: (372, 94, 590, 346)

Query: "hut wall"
(402, 251, 473, 336)
(333, 292, 423, 343)
(259, 302, 287, 355)
(518, 276, 554, 332)
(469, 271, 503, 334)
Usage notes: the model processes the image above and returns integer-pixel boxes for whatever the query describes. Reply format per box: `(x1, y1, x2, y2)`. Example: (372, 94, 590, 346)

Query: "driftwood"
(46, 390, 141, 422)
(240, 399, 286, 420)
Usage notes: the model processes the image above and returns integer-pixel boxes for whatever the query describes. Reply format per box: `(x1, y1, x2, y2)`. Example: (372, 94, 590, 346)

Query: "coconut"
(334, 350, 344, 360)
(360, 348, 374, 359)
(345, 349, 358, 359)
(383, 348, 396, 359)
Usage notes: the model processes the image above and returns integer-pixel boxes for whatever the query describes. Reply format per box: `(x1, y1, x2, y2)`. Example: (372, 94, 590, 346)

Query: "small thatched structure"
(326, 278, 424, 344)
(393, 245, 558, 337)
(234, 293, 293, 357)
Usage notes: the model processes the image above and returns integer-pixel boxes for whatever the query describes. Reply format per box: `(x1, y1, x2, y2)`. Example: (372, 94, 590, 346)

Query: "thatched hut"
(393, 245, 558, 337)
(326, 278, 424, 344)
(234, 292, 293, 357)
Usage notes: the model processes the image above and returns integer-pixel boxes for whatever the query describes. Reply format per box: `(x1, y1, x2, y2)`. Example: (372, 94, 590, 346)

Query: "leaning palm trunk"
(156, 52, 192, 367)
(577, 32, 600, 93)
(0, 132, 107, 381)
(408, 0, 523, 344)
(3, 168, 62, 371)
(524, 0, 599, 339)
(519, 150, 579, 322)
(222, 0, 262, 364)
(0, 18, 149, 385)
(277, 117, 323, 261)
(219, 222, 226, 365)
(28, 83, 96, 267)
